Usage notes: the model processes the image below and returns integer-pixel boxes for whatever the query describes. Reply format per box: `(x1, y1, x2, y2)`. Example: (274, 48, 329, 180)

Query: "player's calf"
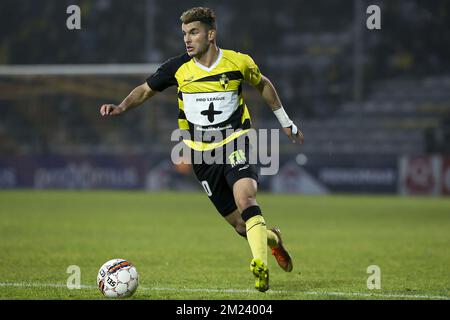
(235, 224, 247, 238)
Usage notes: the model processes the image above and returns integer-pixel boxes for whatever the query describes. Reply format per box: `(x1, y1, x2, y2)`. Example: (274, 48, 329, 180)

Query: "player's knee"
(235, 196, 257, 213)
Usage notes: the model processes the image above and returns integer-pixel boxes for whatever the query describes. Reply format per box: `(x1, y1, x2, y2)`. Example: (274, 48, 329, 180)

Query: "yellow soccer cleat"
(250, 258, 269, 292)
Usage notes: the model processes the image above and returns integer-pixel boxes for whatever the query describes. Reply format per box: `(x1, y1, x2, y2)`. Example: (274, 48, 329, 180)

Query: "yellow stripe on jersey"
(178, 119, 189, 130)
(183, 129, 250, 151)
(241, 105, 251, 124)
(146, 49, 262, 151)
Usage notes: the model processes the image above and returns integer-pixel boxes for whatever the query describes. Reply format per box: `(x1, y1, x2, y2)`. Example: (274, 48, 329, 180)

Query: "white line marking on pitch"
(0, 282, 448, 300)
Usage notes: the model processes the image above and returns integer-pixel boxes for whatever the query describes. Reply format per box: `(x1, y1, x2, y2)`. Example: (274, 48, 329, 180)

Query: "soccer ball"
(97, 258, 139, 298)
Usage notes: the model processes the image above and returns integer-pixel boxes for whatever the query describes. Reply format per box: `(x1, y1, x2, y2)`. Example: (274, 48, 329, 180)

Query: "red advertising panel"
(400, 156, 439, 195)
(441, 157, 450, 195)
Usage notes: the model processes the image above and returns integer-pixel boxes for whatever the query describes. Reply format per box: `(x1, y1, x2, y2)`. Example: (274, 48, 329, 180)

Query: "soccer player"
(100, 7, 303, 292)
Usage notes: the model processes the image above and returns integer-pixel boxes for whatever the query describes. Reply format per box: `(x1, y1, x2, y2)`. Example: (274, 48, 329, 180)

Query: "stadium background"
(0, 0, 449, 195)
(0, 0, 449, 301)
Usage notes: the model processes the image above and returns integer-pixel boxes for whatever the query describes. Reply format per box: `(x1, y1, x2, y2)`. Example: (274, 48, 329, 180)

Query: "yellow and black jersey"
(146, 49, 262, 151)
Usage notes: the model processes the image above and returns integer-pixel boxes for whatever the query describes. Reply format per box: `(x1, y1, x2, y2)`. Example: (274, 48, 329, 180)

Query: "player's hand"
(282, 125, 304, 144)
(100, 104, 124, 116)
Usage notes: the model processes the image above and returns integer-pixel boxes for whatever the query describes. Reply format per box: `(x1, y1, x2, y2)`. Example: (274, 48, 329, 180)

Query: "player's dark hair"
(180, 7, 216, 30)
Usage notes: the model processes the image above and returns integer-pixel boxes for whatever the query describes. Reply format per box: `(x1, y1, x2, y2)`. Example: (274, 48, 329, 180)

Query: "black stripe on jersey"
(178, 91, 183, 101)
(242, 117, 251, 129)
(194, 71, 243, 82)
(178, 109, 187, 120)
(146, 53, 192, 92)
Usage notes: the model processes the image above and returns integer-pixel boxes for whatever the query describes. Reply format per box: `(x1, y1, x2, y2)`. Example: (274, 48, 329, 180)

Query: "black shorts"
(191, 137, 258, 217)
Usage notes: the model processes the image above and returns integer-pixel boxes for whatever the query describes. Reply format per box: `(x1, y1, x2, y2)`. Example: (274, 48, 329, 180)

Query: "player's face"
(182, 22, 213, 57)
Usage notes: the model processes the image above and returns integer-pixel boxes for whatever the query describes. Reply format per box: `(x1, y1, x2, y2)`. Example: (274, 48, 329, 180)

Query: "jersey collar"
(193, 49, 223, 72)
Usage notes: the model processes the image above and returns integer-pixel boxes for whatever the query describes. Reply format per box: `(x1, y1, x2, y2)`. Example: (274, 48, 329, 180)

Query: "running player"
(100, 7, 303, 292)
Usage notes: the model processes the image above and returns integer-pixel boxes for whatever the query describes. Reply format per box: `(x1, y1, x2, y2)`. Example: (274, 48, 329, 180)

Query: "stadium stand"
(0, 0, 449, 157)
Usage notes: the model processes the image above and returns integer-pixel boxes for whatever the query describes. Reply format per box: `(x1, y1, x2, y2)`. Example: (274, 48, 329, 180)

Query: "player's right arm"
(100, 53, 187, 116)
(100, 82, 156, 116)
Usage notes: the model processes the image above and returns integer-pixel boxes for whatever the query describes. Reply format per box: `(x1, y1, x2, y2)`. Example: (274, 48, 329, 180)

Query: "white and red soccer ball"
(97, 259, 139, 298)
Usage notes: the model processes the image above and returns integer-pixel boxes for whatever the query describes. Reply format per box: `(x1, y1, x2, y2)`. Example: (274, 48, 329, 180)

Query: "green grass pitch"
(0, 190, 449, 300)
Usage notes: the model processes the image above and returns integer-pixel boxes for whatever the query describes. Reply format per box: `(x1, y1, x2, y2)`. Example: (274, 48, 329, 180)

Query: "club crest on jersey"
(219, 74, 229, 90)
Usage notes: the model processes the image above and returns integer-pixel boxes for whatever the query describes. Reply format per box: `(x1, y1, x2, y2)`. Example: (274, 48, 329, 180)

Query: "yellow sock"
(245, 215, 268, 265)
(266, 229, 279, 248)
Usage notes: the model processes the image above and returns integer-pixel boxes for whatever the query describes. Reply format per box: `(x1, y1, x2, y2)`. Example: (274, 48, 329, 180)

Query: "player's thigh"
(223, 141, 259, 209)
(192, 162, 237, 217)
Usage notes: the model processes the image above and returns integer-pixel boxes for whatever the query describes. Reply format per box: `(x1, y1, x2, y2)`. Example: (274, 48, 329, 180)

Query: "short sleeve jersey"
(146, 49, 262, 151)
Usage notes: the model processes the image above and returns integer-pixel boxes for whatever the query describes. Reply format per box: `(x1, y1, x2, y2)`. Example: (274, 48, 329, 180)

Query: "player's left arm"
(255, 75, 304, 144)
